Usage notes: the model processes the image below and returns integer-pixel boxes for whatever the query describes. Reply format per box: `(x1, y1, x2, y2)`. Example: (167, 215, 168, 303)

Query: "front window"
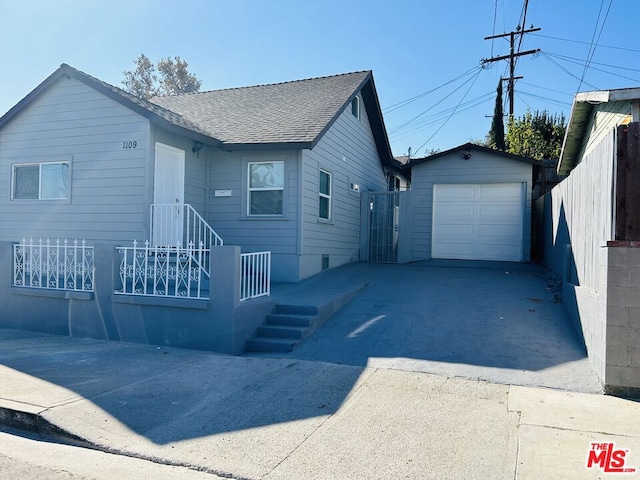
(13, 162, 70, 200)
(248, 161, 284, 215)
(319, 169, 332, 220)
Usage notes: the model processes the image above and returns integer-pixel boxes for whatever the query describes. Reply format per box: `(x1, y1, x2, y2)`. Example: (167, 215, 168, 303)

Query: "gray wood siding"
(410, 150, 533, 261)
(301, 96, 387, 277)
(0, 77, 150, 243)
(206, 149, 300, 280)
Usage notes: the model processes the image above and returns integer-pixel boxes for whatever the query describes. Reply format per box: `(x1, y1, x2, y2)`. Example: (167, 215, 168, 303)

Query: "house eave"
(557, 99, 595, 175)
(220, 141, 313, 152)
(559, 87, 640, 175)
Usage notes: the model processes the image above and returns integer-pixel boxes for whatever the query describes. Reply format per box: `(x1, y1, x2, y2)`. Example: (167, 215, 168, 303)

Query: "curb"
(0, 406, 94, 448)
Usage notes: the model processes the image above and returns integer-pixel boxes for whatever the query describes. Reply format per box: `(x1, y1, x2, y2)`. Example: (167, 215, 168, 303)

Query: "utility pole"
(482, 27, 540, 116)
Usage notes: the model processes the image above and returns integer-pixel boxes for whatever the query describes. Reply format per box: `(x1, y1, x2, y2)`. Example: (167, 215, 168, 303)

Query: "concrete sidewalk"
(0, 330, 638, 479)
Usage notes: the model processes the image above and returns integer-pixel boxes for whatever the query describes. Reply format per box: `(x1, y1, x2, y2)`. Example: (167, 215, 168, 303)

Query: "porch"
(2, 203, 273, 353)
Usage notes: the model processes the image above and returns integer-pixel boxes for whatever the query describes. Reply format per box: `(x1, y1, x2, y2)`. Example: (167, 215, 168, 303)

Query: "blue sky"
(2, 0, 638, 157)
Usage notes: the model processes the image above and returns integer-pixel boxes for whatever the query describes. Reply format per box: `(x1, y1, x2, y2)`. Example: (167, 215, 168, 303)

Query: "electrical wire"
(491, 0, 498, 57)
(531, 33, 640, 54)
(577, 0, 614, 92)
(411, 69, 483, 156)
(517, 90, 573, 108)
(545, 52, 640, 84)
(515, 92, 533, 110)
(390, 92, 495, 141)
(388, 70, 482, 134)
(383, 66, 480, 113)
(545, 51, 640, 74)
(540, 52, 599, 90)
(519, 81, 574, 98)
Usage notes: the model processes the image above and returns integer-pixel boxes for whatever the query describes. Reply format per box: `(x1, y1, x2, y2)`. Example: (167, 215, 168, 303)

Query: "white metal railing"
(115, 241, 209, 299)
(13, 238, 94, 292)
(240, 251, 271, 301)
(150, 204, 222, 277)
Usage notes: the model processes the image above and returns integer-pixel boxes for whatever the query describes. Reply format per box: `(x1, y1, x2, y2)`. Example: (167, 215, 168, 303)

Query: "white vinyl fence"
(115, 241, 209, 299)
(13, 238, 94, 292)
(240, 251, 271, 301)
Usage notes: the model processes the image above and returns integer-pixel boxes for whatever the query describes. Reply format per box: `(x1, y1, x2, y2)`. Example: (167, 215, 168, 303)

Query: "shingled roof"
(0, 64, 221, 146)
(150, 71, 371, 148)
(0, 64, 401, 174)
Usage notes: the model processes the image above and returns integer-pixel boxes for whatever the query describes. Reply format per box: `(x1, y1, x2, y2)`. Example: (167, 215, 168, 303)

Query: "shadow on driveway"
(260, 261, 602, 393)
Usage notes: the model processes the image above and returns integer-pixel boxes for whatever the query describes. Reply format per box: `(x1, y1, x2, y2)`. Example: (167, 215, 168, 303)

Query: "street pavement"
(0, 261, 637, 479)
(0, 329, 638, 479)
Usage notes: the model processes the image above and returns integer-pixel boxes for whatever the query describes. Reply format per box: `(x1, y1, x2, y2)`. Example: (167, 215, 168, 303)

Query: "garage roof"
(407, 142, 540, 168)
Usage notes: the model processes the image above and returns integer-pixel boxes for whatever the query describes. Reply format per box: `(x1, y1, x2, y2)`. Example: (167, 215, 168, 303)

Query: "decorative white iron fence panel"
(240, 251, 271, 301)
(115, 241, 209, 299)
(13, 238, 94, 292)
(150, 204, 223, 278)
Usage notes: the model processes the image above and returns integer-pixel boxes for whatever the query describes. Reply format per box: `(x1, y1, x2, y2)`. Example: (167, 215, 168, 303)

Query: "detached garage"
(408, 143, 539, 263)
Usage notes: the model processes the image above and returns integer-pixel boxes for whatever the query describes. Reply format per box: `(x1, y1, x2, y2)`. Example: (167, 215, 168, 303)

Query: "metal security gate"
(368, 192, 400, 262)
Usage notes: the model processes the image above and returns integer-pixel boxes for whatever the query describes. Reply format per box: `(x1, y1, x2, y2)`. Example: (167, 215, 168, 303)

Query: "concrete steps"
(246, 305, 319, 352)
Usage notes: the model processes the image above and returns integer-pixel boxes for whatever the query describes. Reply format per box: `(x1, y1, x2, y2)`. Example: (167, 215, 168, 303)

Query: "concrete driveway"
(261, 261, 602, 393)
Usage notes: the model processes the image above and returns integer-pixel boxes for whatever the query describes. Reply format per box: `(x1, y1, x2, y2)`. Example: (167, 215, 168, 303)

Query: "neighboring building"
(406, 143, 540, 263)
(0, 64, 407, 282)
(558, 87, 640, 175)
(541, 87, 640, 395)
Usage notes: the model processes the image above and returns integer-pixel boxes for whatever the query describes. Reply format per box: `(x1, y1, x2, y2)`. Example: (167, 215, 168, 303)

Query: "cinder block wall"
(605, 246, 640, 394)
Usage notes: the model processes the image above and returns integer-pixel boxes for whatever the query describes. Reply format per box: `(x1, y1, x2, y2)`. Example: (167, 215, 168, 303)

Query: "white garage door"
(432, 183, 524, 262)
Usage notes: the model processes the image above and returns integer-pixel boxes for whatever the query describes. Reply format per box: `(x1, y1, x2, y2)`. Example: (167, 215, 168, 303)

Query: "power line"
(411, 69, 483, 157)
(389, 92, 495, 140)
(545, 52, 640, 84)
(516, 0, 530, 55)
(545, 51, 640, 74)
(491, 0, 498, 57)
(388, 70, 482, 134)
(517, 90, 573, 108)
(383, 66, 480, 113)
(577, 0, 614, 92)
(519, 81, 574, 98)
(531, 33, 640, 54)
(540, 52, 599, 90)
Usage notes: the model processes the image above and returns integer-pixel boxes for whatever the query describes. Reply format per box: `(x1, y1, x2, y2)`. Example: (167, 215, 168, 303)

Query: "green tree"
(505, 110, 567, 160)
(488, 81, 506, 151)
(122, 54, 202, 99)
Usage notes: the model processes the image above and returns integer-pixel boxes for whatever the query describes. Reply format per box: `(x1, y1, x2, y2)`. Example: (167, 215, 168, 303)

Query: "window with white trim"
(248, 161, 284, 215)
(12, 161, 70, 200)
(351, 96, 360, 120)
(319, 169, 332, 220)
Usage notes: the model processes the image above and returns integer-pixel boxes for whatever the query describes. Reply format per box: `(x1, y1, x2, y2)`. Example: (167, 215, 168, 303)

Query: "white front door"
(153, 142, 185, 246)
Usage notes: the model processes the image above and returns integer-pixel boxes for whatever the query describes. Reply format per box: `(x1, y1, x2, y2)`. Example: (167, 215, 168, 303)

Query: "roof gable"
(0, 64, 222, 146)
(559, 87, 640, 175)
(151, 71, 370, 148)
(407, 142, 540, 169)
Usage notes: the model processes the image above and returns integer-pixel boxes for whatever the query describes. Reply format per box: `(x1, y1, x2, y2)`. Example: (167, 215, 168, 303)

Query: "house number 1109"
(122, 140, 137, 149)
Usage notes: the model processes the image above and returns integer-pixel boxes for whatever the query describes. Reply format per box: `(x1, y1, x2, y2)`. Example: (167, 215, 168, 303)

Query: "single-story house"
(405, 143, 540, 263)
(0, 64, 408, 352)
(541, 87, 640, 395)
(0, 63, 408, 283)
